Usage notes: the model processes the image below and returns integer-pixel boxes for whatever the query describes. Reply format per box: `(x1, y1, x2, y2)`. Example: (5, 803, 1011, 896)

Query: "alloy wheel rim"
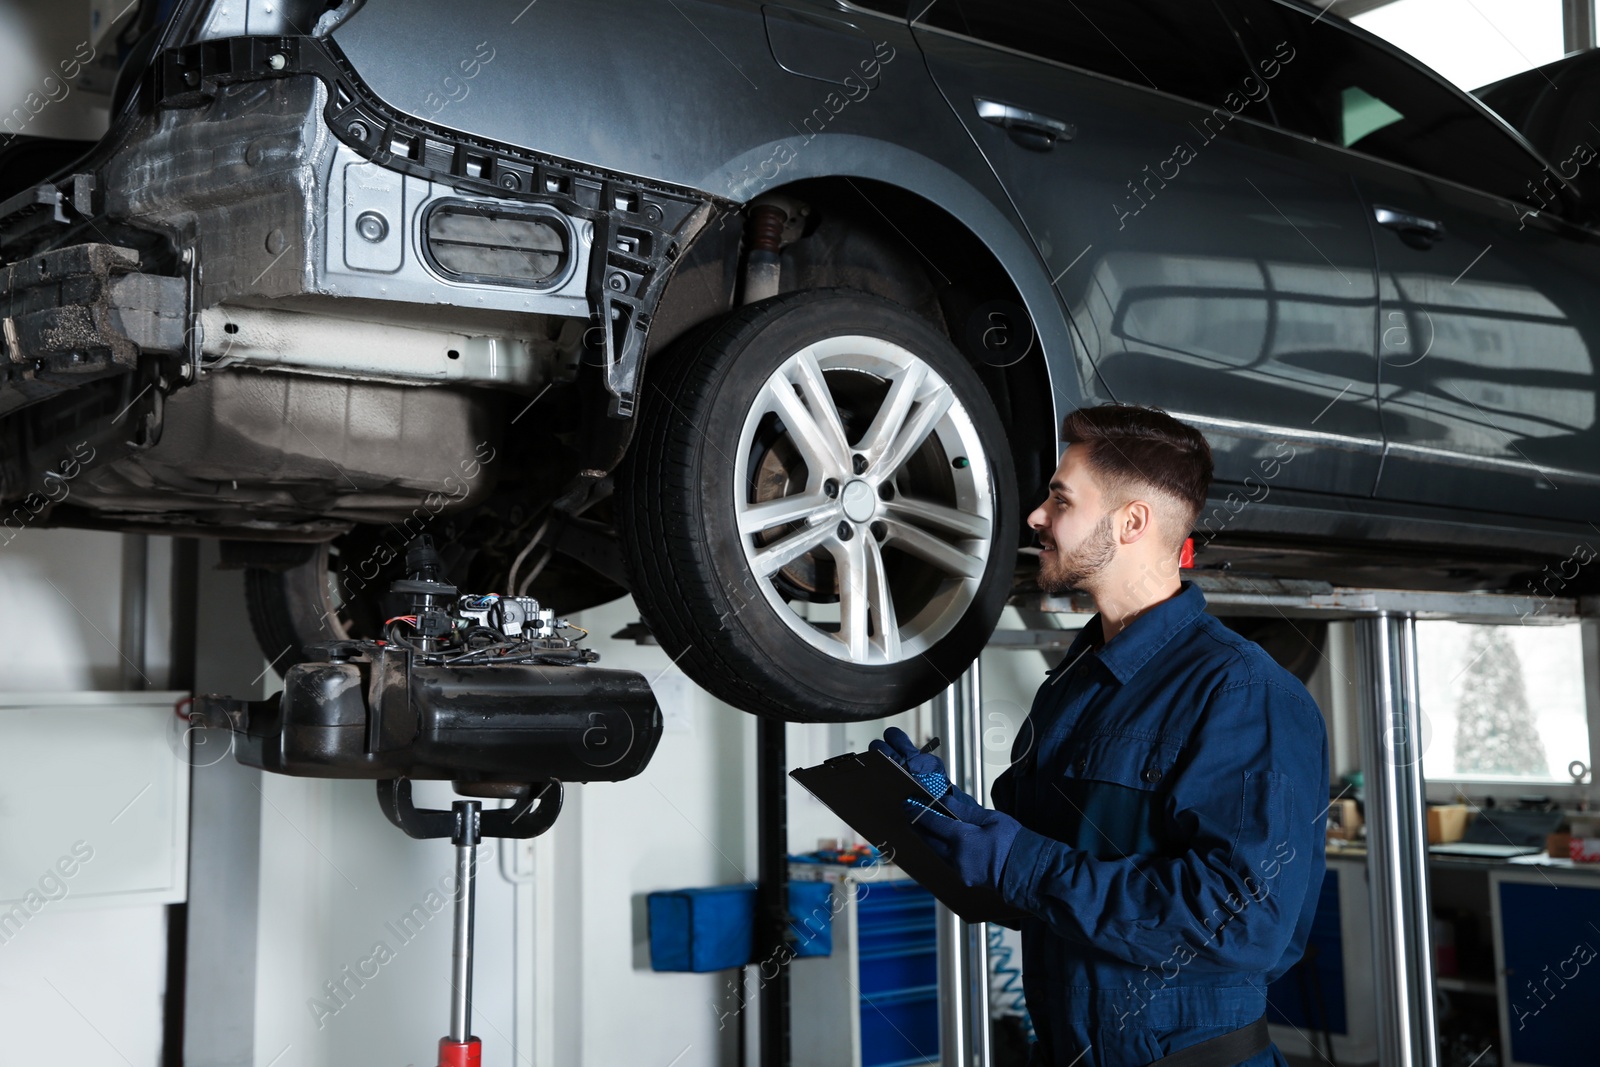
(733, 335, 995, 666)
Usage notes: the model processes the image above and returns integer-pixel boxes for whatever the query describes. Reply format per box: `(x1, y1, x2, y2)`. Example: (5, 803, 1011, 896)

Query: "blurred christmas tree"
(1452, 626, 1548, 776)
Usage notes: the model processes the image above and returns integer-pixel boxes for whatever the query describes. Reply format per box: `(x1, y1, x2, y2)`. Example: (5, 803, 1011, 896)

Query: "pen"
(919, 736, 941, 755)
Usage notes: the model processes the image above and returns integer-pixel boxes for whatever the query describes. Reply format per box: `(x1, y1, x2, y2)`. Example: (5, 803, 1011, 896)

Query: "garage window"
(1339, 85, 1403, 146)
(1416, 620, 1594, 785)
(1350, 0, 1566, 92)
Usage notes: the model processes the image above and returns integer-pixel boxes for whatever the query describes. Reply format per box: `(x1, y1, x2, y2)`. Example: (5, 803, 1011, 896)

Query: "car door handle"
(1374, 205, 1446, 248)
(975, 98, 1075, 152)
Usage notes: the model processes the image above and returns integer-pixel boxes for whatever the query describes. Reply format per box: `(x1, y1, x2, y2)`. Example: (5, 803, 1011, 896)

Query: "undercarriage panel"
(66, 369, 500, 531)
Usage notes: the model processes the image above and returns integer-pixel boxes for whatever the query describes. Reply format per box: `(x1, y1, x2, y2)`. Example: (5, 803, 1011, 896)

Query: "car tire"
(1219, 616, 1328, 685)
(244, 539, 382, 673)
(619, 288, 1019, 722)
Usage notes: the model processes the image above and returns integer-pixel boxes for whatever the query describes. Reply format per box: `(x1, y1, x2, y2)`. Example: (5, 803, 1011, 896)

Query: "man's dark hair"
(1060, 403, 1213, 549)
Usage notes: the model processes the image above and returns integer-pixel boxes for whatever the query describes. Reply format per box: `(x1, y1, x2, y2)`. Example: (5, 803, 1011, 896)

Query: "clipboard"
(790, 749, 1028, 925)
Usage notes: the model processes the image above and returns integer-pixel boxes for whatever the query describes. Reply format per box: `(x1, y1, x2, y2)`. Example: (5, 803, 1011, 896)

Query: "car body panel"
(332, 0, 860, 196)
(1358, 166, 1600, 523)
(914, 21, 1386, 502)
(330, 0, 1089, 442)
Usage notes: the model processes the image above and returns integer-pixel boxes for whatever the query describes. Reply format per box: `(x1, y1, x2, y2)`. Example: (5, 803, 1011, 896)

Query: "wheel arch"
(651, 137, 1085, 524)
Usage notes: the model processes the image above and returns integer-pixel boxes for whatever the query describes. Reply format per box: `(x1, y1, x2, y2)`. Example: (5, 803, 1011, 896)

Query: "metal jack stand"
(377, 778, 564, 1067)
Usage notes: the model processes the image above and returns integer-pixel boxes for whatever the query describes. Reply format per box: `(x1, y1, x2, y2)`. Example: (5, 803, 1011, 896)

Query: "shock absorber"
(742, 197, 800, 304)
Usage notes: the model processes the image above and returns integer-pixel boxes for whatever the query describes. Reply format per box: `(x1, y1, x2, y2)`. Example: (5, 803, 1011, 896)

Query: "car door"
(912, 0, 1384, 500)
(1218, 0, 1600, 525)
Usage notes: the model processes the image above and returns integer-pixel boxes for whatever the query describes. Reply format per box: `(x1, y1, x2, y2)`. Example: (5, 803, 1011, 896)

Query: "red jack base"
(437, 1036, 482, 1067)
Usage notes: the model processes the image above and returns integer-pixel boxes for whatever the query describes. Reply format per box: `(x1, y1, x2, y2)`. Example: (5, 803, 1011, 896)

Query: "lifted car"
(4, 0, 1598, 722)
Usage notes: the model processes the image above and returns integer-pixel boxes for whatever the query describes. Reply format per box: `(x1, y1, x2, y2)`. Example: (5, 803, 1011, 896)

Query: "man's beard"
(1037, 512, 1117, 594)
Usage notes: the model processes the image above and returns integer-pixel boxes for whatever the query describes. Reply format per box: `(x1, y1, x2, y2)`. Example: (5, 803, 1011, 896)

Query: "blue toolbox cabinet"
(857, 880, 940, 1067)
(1492, 871, 1600, 1067)
(792, 870, 940, 1067)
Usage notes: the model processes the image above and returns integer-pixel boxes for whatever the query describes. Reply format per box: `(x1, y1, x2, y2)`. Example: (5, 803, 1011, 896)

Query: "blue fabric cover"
(648, 879, 834, 972)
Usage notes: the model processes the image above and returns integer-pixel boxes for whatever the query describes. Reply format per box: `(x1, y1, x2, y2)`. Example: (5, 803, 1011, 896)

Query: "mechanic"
(875, 403, 1328, 1067)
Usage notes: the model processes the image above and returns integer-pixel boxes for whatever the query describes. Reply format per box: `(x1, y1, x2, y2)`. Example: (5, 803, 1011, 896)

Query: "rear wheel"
(242, 539, 382, 671)
(619, 289, 1019, 721)
(1219, 616, 1328, 685)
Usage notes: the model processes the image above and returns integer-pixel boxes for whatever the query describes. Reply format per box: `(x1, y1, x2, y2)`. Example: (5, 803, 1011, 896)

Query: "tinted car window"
(1217, 0, 1553, 208)
(914, 0, 1254, 111)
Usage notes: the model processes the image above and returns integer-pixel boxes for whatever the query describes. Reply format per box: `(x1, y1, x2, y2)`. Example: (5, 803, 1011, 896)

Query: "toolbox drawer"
(858, 879, 939, 1067)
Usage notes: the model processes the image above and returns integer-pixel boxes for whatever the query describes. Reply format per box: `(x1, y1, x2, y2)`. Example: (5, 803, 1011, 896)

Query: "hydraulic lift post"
(1356, 613, 1438, 1067)
(936, 663, 994, 1067)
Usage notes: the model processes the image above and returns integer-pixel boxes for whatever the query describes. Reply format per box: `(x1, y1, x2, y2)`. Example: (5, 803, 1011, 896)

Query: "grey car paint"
(914, 20, 1387, 501)
(329, 0, 1087, 437)
(912, 1, 1600, 532)
(331, 0, 1600, 548)
(1358, 162, 1600, 524)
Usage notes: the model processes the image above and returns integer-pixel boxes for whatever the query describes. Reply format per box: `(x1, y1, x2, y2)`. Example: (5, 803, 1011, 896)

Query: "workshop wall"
(543, 593, 759, 1067)
(0, 0, 113, 145)
(0, 530, 176, 1067)
(248, 775, 524, 1066)
(0, 528, 173, 690)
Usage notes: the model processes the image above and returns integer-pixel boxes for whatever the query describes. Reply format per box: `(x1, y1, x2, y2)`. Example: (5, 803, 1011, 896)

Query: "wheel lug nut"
(871, 521, 887, 542)
(878, 483, 894, 501)
(852, 454, 869, 475)
(823, 479, 839, 498)
(837, 521, 854, 541)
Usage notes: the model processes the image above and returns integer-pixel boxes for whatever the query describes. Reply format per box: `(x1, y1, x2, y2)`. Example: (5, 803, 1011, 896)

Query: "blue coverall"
(991, 579, 1329, 1066)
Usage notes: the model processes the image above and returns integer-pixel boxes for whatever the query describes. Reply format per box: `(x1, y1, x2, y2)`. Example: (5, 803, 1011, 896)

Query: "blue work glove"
(911, 793, 1023, 891)
(870, 726, 958, 803)
(873, 727, 1021, 890)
